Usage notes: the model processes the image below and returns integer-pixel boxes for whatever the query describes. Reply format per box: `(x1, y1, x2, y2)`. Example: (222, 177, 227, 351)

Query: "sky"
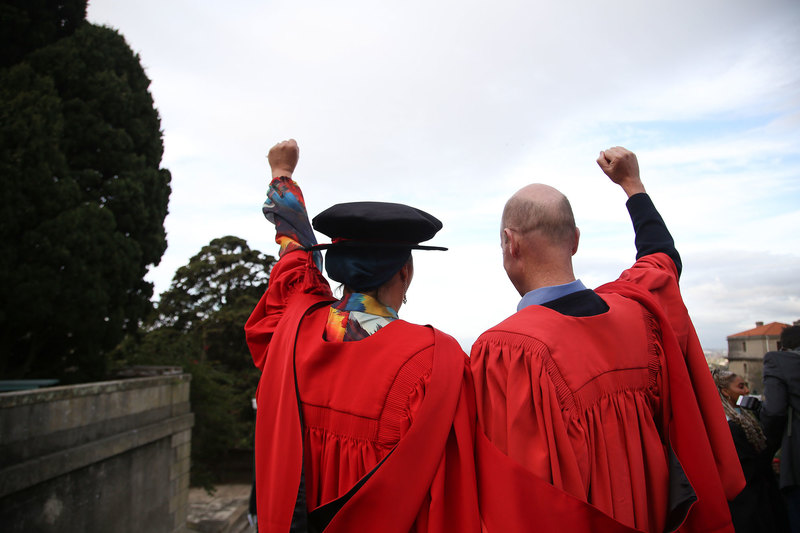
(86, 0, 800, 351)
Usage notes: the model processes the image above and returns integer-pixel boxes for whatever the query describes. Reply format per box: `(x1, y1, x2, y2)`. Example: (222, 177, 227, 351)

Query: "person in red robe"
(470, 146, 745, 532)
(245, 139, 480, 533)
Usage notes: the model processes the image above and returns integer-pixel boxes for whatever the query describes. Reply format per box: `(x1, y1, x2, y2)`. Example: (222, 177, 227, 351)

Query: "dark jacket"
(761, 349, 800, 490)
(727, 419, 788, 532)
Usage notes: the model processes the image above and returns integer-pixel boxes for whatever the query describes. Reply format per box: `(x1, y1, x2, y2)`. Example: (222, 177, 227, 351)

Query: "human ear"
(502, 228, 518, 257)
(398, 260, 414, 289)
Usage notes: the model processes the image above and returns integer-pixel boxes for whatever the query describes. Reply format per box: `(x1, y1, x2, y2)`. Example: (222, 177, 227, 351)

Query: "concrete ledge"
(1, 374, 194, 531)
(0, 374, 191, 408)
(0, 402, 191, 468)
(0, 412, 194, 497)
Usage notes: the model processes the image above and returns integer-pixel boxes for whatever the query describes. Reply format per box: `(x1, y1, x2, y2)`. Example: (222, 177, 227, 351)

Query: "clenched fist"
(596, 147, 645, 198)
(268, 139, 299, 179)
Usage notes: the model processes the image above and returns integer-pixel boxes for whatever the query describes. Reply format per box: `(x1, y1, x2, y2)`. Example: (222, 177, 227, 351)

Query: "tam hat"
(309, 201, 447, 251)
(307, 201, 447, 291)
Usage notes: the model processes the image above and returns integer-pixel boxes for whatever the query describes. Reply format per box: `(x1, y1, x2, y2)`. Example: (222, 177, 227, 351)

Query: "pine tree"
(0, 14, 171, 381)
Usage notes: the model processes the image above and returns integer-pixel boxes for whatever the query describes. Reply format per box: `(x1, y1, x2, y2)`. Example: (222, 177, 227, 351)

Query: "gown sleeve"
(245, 176, 332, 371)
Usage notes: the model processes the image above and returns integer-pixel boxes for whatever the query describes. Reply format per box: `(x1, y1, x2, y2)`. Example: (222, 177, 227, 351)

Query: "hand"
(596, 146, 645, 198)
(268, 139, 299, 179)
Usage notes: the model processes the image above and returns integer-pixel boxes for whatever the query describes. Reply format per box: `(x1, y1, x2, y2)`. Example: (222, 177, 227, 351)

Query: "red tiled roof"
(727, 322, 789, 339)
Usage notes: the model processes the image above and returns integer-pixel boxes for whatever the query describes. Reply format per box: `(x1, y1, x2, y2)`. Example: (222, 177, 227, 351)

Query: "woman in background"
(712, 368, 788, 533)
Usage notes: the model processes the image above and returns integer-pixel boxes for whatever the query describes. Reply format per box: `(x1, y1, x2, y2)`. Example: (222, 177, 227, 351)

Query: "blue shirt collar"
(517, 279, 587, 312)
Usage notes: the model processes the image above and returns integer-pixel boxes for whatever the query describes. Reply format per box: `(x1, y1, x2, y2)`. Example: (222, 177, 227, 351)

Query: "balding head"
(500, 184, 579, 295)
(502, 184, 576, 246)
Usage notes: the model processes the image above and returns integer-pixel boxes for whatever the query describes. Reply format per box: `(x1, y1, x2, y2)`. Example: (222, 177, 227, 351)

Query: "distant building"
(727, 321, 790, 394)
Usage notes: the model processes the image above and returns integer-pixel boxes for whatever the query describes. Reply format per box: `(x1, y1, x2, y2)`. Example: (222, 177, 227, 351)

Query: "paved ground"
(187, 484, 255, 533)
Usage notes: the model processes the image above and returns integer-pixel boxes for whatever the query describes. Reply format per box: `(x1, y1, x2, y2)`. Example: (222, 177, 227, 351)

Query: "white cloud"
(87, 0, 800, 351)
(681, 251, 800, 347)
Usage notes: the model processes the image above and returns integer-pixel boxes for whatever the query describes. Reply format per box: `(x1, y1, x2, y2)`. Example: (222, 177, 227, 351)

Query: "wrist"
(620, 179, 646, 198)
(271, 169, 293, 179)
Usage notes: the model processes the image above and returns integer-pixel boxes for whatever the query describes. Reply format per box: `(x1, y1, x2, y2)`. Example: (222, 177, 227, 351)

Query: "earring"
(403, 294, 407, 304)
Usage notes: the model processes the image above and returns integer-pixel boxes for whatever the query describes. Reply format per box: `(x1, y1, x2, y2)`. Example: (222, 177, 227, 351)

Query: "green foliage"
(156, 236, 272, 332)
(116, 236, 275, 489)
(0, 0, 87, 68)
(0, 16, 170, 382)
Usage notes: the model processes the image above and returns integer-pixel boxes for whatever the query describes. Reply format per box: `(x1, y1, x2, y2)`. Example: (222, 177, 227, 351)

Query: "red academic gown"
(245, 250, 480, 533)
(471, 253, 744, 533)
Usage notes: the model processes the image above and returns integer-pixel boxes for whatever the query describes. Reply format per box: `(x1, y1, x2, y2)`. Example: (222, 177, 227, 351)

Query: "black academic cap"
(308, 201, 447, 251)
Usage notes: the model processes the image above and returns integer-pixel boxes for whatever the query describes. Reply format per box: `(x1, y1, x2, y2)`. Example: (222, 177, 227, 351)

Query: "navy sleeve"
(761, 352, 789, 455)
(626, 193, 682, 277)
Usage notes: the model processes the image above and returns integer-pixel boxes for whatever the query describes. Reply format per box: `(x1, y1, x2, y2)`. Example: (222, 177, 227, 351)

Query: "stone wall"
(727, 335, 778, 362)
(0, 375, 194, 532)
(727, 335, 779, 394)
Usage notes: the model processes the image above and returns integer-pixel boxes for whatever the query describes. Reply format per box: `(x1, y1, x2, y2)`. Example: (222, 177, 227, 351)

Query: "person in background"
(470, 146, 744, 532)
(712, 368, 788, 532)
(762, 324, 800, 533)
(245, 139, 480, 533)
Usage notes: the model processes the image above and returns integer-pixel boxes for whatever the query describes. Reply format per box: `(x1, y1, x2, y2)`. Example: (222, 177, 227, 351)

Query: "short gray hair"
(502, 193, 576, 244)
